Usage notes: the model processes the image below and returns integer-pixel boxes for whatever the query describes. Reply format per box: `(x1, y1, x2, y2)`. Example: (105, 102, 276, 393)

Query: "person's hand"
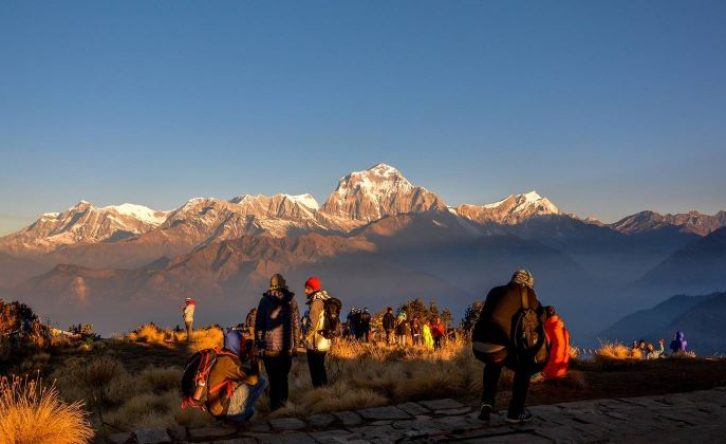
(659, 338, 665, 344)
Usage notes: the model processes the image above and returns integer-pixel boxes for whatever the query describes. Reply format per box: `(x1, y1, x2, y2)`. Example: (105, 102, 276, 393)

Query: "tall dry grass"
(125, 323, 223, 353)
(0, 375, 93, 444)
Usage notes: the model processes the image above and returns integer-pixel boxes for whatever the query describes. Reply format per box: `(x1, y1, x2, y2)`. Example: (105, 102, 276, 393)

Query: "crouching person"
(182, 329, 266, 423)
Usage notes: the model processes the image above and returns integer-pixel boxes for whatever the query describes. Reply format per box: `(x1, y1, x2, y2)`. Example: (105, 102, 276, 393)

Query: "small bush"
(0, 375, 93, 444)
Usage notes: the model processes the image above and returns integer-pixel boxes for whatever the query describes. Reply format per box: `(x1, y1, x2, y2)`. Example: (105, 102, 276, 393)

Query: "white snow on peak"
(103, 203, 167, 225)
(522, 191, 542, 203)
(286, 194, 320, 210)
(41, 212, 60, 218)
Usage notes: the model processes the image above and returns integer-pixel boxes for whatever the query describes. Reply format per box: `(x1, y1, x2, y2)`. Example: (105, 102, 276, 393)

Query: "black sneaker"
(505, 410, 533, 424)
(478, 403, 494, 421)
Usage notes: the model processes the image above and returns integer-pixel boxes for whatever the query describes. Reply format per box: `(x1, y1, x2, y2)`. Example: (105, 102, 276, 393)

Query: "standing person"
(302, 276, 332, 387)
(431, 316, 446, 349)
(382, 307, 395, 345)
(244, 308, 257, 338)
(472, 269, 547, 424)
(182, 297, 196, 341)
(359, 307, 372, 343)
(670, 331, 688, 354)
(542, 306, 570, 380)
(422, 319, 434, 351)
(255, 274, 300, 411)
(410, 314, 422, 346)
(395, 309, 409, 347)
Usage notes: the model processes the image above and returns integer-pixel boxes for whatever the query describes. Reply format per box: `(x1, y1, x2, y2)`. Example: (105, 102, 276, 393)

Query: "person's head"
(363, 307, 369, 313)
(304, 276, 322, 296)
(185, 297, 192, 305)
(435, 316, 441, 324)
(638, 339, 647, 349)
(387, 307, 393, 313)
(269, 273, 288, 291)
(511, 269, 535, 289)
(545, 306, 557, 318)
(675, 331, 685, 341)
(647, 343, 655, 352)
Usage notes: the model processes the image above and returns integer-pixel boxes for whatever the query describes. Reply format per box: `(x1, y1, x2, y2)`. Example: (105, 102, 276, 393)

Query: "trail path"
(109, 386, 726, 443)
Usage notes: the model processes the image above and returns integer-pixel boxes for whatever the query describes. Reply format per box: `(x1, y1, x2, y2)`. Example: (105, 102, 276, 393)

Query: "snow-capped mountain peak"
(320, 164, 445, 222)
(102, 203, 168, 225)
(456, 191, 560, 224)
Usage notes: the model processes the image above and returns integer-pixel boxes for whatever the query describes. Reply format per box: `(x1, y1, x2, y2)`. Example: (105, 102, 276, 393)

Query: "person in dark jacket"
(382, 307, 395, 345)
(473, 269, 544, 424)
(670, 331, 688, 354)
(255, 273, 300, 411)
(359, 307, 372, 343)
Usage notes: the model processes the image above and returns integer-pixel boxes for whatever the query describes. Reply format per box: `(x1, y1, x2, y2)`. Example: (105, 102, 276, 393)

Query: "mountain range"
(1, 163, 724, 339)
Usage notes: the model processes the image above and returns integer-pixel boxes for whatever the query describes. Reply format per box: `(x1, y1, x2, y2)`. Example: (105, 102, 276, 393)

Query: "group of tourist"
(180, 269, 571, 426)
(631, 331, 689, 359)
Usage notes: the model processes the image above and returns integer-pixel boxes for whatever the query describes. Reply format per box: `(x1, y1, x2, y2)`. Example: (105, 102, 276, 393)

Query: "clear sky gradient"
(1, 1, 725, 235)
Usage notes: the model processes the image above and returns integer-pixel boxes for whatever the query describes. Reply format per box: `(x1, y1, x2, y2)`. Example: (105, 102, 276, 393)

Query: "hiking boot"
(505, 409, 533, 424)
(478, 403, 494, 421)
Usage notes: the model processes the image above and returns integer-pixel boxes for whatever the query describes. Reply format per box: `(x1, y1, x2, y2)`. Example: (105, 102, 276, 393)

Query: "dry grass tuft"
(0, 375, 93, 444)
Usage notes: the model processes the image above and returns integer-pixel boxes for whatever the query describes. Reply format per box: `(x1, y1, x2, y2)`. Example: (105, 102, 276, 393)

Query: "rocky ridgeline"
(106, 388, 726, 444)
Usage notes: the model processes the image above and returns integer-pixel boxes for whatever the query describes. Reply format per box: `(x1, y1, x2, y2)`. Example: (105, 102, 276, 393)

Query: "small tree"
(461, 301, 484, 335)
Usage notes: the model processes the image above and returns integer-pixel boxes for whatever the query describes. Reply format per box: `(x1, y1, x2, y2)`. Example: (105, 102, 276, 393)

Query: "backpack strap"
(520, 286, 530, 310)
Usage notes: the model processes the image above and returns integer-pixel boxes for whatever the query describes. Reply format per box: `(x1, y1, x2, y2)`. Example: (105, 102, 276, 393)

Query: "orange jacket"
(543, 315, 570, 379)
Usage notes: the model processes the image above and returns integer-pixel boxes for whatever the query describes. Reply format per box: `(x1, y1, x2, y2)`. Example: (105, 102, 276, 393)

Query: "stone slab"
(187, 426, 237, 441)
(395, 402, 430, 417)
(333, 410, 363, 426)
(308, 413, 336, 429)
(419, 398, 466, 411)
(357, 405, 410, 421)
(269, 417, 307, 431)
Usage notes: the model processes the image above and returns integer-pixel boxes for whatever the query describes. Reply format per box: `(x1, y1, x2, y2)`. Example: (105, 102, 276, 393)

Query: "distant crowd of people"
(630, 331, 689, 359)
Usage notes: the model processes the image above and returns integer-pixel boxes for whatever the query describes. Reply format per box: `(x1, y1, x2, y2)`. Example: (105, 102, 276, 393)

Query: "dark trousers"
(306, 350, 328, 387)
(481, 362, 531, 417)
(263, 354, 292, 410)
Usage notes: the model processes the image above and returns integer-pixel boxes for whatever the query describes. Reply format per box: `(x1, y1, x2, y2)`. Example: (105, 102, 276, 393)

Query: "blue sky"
(1, 1, 725, 235)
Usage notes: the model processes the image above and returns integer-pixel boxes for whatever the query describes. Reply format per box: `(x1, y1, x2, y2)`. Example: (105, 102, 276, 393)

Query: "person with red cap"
(302, 276, 331, 387)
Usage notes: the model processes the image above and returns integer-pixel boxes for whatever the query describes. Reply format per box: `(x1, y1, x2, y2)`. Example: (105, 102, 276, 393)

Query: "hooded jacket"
(254, 289, 300, 355)
(304, 290, 331, 352)
(543, 315, 570, 379)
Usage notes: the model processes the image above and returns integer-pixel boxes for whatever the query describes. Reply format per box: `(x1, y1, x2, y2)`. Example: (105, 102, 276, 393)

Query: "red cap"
(305, 276, 321, 292)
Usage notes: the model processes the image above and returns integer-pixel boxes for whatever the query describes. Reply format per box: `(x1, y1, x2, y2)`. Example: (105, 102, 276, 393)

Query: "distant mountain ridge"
(611, 210, 726, 236)
(0, 164, 567, 257)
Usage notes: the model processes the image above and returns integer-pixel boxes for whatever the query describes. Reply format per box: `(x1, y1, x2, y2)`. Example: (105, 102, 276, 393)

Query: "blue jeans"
(226, 377, 267, 423)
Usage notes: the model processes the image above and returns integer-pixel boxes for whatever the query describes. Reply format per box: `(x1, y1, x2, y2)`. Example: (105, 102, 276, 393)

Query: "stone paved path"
(110, 386, 726, 443)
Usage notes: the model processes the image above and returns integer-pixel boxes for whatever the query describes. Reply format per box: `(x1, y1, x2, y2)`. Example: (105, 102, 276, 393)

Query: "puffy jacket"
(304, 290, 331, 352)
(430, 321, 445, 338)
(542, 315, 570, 379)
(255, 289, 300, 355)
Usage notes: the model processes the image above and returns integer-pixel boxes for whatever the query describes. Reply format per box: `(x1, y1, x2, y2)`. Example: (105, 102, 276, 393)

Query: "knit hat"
(305, 276, 322, 292)
(269, 273, 288, 291)
(511, 269, 535, 289)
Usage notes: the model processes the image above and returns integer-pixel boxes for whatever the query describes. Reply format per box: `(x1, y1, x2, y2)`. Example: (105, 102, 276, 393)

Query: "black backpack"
(321, 297, 342, 339)
(511, 286, 549, 372)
